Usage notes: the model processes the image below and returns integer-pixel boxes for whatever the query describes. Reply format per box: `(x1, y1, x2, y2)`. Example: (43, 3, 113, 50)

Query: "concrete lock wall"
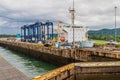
(75, 61, 120, 80)
(33, 62, 120, 80)
(0, 40, 119, 66)
(1, 40, 120, 80)
(33, 63, 75, 80)
(0, 41, 75, 66)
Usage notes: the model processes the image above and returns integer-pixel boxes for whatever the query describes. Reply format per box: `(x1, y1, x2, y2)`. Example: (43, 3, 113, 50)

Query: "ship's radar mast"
(69, 0, 75, 26)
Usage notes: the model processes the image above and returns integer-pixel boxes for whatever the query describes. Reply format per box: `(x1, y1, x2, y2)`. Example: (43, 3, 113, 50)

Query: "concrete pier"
(0, 56, 30, 80)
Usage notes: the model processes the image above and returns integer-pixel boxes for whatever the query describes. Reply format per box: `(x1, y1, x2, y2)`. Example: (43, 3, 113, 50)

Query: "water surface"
(0, 47, 57, 78)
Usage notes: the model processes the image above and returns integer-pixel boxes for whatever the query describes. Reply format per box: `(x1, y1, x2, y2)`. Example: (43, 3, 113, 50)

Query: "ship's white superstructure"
(57, 0, 94, 47)
(61, 26, 88, 43)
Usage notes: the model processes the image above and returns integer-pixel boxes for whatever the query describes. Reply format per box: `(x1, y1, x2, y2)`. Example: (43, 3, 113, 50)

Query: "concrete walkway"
(0, 56, 30, 80)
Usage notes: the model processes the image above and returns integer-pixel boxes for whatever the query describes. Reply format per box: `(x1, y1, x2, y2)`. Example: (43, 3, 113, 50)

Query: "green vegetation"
(0, 34, 16, 38)
(88, 28, 120, 45)
(117, 42, 120, 45)
(94, 40, 107, 45)
(88, 28, 120, 42)
(93, 40, 120, 45)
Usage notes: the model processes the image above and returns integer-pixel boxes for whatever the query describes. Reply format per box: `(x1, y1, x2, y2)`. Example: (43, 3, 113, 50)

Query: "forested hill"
(0, 34, 16, 38)
(88, 28, 120, 41)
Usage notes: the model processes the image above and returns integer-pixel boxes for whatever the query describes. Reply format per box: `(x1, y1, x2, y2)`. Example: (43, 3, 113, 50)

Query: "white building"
(60, 26, 88, 43)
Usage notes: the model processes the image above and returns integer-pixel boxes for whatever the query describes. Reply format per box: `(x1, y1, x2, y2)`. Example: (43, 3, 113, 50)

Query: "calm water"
(0, 47, 57, 78)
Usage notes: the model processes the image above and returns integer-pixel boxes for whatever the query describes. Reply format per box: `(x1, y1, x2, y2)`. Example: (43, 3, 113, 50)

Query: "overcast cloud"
(0, 0, 119, 34)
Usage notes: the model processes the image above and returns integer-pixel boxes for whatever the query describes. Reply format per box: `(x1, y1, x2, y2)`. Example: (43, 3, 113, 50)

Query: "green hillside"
(88, 28, 120, 41)
(0, 34, 16, 38)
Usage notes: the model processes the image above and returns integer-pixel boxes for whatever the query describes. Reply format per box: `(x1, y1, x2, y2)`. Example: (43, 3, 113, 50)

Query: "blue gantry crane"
(21, 21, 54, 43)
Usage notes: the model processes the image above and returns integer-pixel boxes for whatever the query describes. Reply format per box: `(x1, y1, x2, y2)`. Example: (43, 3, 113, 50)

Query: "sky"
(0, 0, 119, 34)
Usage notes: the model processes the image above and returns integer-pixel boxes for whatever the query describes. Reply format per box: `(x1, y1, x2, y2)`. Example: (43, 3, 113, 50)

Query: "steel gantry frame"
(21, 21, 54, 43)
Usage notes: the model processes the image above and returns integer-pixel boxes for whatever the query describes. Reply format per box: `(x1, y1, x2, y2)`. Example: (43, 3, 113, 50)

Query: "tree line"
(0, 34, 16, 38)
(88, 28, 120, 41)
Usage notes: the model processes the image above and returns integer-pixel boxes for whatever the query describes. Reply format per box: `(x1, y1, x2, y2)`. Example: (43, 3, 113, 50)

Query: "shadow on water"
(0, 47, 57, 78)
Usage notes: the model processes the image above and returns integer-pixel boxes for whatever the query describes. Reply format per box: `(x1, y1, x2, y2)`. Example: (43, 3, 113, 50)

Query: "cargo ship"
(58, 0, 94, 48)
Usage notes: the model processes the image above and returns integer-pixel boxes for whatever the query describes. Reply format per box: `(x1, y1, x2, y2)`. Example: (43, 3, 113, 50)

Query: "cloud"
(0, 0, 119, 34)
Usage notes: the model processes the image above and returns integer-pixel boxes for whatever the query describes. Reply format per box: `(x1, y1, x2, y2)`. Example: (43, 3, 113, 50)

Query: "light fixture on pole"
(114, 6, 117, 42)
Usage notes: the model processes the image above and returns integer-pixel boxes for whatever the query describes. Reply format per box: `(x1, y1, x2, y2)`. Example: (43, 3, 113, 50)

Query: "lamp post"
(115, 6, 117, 42)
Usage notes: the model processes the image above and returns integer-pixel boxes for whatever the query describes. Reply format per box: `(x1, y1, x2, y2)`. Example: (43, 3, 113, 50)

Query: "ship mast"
(70, 1, 76, 80)
(69, 0, 75, 26)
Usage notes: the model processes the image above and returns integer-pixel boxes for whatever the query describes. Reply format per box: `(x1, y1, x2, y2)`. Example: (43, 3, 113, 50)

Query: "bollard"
(98, 52, 102, 56)
(115, 53, 119, 58)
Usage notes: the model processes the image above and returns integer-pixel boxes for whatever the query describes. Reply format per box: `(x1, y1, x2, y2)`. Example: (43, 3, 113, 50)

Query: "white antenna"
(69, 0, 75, 26)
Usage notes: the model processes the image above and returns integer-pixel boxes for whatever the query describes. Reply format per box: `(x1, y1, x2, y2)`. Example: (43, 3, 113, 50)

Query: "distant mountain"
(88, 28, 120, 41)
(88, 28, 120, 36)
